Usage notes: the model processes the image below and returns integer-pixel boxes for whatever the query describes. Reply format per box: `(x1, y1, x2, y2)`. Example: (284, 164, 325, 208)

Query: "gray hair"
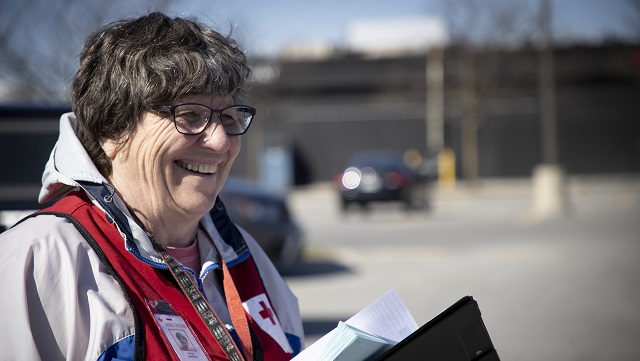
(71, 12, 252, 175)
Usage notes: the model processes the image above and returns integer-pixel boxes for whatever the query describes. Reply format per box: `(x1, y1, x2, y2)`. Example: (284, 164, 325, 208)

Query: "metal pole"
(426, 47, 445, 155)
(539, 0, 558, 164)
(532, 0, 568, 219)
(459, 45, 479, 183)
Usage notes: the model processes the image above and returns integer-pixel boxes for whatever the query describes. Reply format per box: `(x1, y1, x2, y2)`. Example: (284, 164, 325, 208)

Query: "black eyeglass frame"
(152, 103, 256, 136)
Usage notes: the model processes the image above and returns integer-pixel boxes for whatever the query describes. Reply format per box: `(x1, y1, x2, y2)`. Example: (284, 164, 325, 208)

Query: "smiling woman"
(0, 12, 304, 361)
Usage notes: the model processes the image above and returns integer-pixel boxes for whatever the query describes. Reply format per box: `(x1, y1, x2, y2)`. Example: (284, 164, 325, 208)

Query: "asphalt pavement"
(283, 175, 640, 361)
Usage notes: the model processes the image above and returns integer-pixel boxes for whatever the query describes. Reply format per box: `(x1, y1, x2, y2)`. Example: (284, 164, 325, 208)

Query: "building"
(241, 43, 640, 185)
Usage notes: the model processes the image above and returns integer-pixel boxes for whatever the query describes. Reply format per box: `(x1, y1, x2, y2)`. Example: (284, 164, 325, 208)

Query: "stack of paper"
(293, 289, 418, 361)
(318, 321, 396, 361)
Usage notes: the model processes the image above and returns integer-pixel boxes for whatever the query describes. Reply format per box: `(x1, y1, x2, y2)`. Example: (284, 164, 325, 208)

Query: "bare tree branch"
(0, 0, 179, 103)
(623, 0, 640, 41)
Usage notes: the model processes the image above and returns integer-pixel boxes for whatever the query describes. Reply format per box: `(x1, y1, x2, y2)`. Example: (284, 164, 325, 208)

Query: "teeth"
(178, 161, 217, 174)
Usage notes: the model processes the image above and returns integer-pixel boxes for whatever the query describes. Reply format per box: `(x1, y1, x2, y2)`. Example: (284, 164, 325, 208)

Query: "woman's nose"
(199, 118, 230, 151)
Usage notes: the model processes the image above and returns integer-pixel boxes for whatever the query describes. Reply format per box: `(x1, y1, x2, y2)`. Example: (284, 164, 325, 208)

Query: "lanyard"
(218, 244, 254, 361)
(148, 232, 253, 361)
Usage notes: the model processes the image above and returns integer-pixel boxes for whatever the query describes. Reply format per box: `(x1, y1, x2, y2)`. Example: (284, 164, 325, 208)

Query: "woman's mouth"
(176, 161, 217, 174)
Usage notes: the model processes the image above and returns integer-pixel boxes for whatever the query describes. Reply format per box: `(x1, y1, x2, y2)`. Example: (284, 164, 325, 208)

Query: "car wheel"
(341, 199, 350, 212)
(403, 185, 426, 211)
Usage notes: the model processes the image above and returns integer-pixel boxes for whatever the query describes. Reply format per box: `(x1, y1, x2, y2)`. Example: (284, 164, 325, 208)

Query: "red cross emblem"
(258, 300, 276, 325)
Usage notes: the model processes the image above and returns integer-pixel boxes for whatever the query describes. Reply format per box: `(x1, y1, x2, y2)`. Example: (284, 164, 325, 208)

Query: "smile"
(177, 161, 217, 174)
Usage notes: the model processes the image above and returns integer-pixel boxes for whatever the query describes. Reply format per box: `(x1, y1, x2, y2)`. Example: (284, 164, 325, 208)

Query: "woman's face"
(103, 94, 241, 223)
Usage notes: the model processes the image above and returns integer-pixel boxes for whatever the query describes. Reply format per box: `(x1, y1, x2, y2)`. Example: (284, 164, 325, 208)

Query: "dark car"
(334, 150, 433, 211)
(216, 177, 304, 271)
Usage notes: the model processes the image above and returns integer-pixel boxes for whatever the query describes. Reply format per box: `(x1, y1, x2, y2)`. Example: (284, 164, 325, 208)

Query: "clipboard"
(375, 296, 500, 361)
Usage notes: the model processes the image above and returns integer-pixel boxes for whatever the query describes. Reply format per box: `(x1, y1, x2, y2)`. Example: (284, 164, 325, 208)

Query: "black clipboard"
(375, 296, 500, 361)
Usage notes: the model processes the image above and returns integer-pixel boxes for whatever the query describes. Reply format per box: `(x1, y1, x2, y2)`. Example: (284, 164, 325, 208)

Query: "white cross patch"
(243, 293, 294, 354)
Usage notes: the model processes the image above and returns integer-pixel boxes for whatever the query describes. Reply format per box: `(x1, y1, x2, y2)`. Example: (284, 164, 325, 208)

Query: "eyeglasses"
(152, 103, 256, 136)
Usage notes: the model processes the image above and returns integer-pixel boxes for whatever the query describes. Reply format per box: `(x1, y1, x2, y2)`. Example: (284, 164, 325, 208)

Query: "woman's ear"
(99, 137, 119, 160)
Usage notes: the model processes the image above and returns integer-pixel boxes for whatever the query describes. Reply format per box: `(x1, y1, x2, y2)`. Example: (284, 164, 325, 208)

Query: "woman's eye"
(220, 113, 238, 125)
(177, 111, 201, 123)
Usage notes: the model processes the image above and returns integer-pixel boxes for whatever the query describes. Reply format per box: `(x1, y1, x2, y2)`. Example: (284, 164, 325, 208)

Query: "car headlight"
(341, 167, 362, 190)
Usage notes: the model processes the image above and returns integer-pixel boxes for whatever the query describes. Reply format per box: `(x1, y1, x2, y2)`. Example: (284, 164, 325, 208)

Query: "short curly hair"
(71, 12, 252, 176)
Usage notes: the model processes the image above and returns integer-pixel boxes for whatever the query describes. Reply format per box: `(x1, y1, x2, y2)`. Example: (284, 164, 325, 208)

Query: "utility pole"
(539, 0, 558, 164)
(426, 47, 455, 189)
(459, 45, 479, 185)
(426, 47, 445, 155)
(532, 0, 569, 219)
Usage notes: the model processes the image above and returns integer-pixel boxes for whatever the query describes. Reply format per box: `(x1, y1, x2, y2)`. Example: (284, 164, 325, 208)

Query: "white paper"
(293, 289, 418, 361)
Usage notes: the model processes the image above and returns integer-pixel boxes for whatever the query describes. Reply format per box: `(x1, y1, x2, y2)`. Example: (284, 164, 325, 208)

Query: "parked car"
(217, 177, 304, 271)
(334, 150, 433, 211)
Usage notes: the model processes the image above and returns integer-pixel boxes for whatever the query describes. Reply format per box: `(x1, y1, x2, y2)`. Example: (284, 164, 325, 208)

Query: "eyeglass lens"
(174, 104, 253, 135)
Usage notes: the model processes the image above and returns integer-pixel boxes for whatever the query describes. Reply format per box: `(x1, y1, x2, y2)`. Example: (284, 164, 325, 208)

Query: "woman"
(0, 12, 304, 360)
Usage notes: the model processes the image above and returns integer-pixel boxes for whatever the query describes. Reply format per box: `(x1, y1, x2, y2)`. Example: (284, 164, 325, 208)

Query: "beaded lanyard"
(148, 232, 253, 361)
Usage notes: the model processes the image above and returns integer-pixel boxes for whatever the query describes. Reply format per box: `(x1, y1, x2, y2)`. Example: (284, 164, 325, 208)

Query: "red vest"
(41, 192, 293, 361)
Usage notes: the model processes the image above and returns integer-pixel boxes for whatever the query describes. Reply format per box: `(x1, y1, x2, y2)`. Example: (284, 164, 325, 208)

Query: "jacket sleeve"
(0, 215, 135, 360)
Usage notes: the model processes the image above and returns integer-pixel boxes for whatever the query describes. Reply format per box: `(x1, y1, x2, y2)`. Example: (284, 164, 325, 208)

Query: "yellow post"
(438, 147, 456, 190)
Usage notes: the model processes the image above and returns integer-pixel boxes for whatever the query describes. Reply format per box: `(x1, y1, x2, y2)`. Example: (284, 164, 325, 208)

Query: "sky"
(0, 0, 637, 102)
(150, 0, 639, 57)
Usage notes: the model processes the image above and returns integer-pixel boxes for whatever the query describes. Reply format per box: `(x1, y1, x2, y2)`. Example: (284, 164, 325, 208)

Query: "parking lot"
(284, 175, 640, 361)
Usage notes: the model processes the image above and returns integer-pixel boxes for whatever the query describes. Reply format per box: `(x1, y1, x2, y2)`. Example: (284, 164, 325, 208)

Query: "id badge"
(146, 299, 211, 360)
